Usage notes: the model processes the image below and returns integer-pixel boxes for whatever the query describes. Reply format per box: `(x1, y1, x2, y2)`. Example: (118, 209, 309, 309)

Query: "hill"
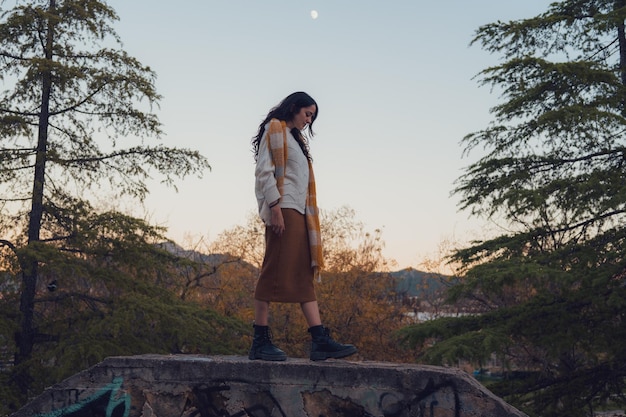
(391, 268, 449, 297)
(158, 242, 447, 299)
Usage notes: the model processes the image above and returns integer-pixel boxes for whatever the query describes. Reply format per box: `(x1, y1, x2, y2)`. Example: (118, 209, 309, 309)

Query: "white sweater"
(255, 123, 309, 225)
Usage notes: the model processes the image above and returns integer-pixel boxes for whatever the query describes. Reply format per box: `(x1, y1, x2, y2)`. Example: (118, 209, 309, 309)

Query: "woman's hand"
(270, 204, 285, 235)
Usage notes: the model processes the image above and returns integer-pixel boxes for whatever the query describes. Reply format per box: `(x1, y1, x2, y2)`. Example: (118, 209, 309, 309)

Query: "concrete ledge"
(12, 354, 528, 417)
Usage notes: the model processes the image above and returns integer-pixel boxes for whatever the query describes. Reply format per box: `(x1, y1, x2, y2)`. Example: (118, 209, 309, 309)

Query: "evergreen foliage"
(0, 1, 248, 414)
(399, 1, 626, 416)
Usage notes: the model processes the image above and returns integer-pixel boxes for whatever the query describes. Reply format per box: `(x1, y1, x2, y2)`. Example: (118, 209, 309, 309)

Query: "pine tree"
(0, 0, 226, 409)
(399, 2, 626, 416)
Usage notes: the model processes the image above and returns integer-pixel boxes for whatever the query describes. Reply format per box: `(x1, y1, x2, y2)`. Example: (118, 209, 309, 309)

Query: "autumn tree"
(0, 0, 251, 410)
(157, 237, 258, 320)
(192, 207, 414, 362)
(399, 2, 626, 416)
(313, 206, 412, 362)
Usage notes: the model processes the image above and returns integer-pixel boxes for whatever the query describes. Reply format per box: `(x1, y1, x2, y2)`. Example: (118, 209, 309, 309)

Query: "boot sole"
(249, 352, 287, 361)
(310, 346, 357, 361)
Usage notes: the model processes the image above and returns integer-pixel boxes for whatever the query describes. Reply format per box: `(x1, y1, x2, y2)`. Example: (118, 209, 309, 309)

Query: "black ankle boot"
(308, 325, 357, 361)
(249, 324, 287, 361)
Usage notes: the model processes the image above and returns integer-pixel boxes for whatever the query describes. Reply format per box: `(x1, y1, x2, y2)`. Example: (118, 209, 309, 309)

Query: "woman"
(250, 91, 357, 361)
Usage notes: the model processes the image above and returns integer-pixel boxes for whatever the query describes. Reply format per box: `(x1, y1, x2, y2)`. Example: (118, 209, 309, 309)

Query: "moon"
(310, 10, 318, 20)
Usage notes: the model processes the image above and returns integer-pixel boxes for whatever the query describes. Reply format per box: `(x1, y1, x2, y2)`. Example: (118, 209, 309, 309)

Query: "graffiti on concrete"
(30, 375, 462, 417)
(191, 383, 288, 417)
(188, 377, 460, 417)
(36, 376, 130, 417)
(302, 378, 460, 417)
(409, 378, 461, 417)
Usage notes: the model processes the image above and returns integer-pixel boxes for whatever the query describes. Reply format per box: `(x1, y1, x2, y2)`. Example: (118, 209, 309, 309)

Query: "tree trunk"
(616, 1, 626, 98)
(15, 0, 55, 394)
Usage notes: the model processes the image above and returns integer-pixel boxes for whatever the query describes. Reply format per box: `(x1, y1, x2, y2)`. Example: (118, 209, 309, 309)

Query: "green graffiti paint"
(37, 376, 130, 417)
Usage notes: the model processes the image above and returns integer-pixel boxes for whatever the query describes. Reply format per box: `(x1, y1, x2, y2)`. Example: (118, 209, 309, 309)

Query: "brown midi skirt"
(254, 208, 316, 303)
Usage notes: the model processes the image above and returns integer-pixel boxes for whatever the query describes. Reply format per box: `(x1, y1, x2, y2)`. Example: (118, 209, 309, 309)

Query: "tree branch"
(0, 239, 19, 259)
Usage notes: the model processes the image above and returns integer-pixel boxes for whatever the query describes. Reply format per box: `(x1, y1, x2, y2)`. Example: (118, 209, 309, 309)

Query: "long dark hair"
(251, 91, 318, 162)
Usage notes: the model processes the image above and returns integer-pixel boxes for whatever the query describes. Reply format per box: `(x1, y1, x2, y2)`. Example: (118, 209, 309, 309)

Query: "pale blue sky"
(108, 1, 553, 268)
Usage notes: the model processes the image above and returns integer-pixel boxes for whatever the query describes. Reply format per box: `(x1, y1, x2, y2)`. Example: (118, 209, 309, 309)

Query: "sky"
(105, 0, 554, 269)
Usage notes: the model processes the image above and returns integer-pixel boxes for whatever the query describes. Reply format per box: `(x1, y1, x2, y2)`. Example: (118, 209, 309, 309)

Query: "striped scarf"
(267, 118, 324, 281)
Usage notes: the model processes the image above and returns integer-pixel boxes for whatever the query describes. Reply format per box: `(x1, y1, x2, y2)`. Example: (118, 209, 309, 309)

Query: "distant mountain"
(391, 268, 449, 297)
(157, 241, 234, 265)
(158, 243, 450, 298)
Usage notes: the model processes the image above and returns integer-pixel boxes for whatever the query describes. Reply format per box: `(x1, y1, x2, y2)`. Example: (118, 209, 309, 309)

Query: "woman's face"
(290, 105, 317, 131)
